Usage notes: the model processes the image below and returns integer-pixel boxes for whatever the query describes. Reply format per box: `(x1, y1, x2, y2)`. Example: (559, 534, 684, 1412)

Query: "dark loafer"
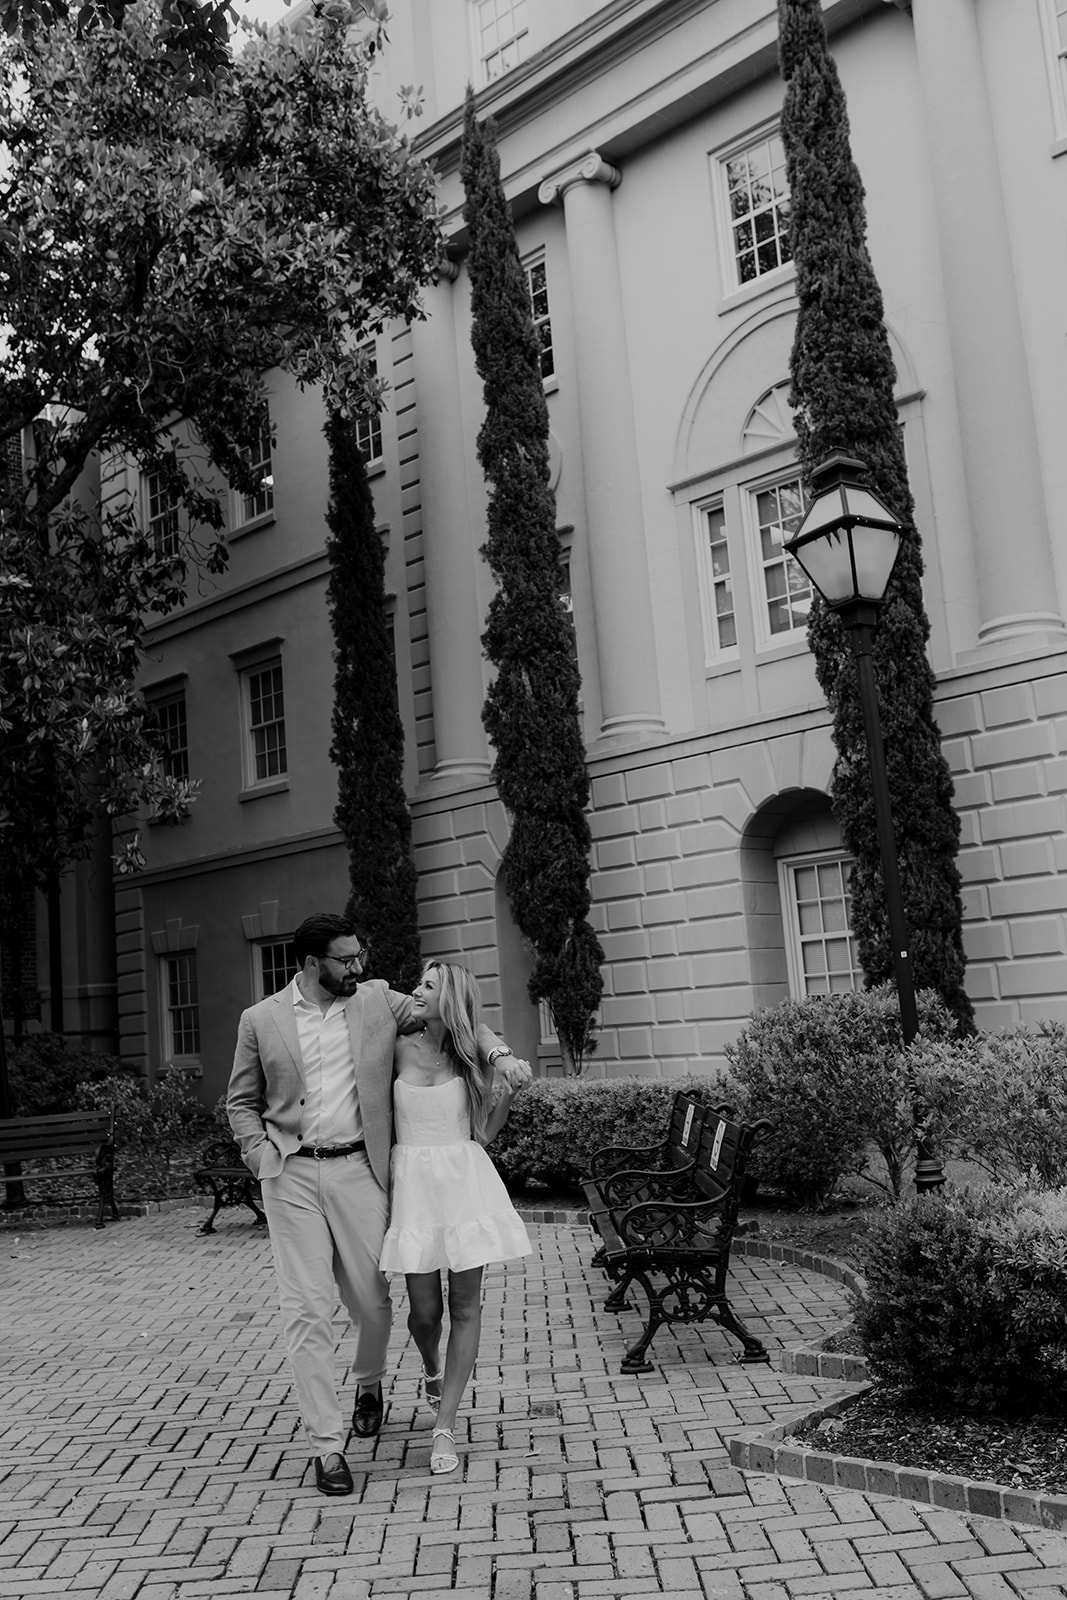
(351, 1383, 384, 1438)
(313, 1454, 354, 1496)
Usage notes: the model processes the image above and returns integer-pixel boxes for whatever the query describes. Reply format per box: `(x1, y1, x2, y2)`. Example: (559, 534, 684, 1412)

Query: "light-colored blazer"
(226, 978, 503, 1191)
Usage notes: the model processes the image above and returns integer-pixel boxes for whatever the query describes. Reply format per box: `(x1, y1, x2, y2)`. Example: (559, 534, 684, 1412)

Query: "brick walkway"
(2, 1211, 1066, 1600)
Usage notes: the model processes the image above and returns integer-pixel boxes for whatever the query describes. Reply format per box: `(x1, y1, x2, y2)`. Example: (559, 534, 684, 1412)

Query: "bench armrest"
(587, 1139, 665, 1180)
(614, 1188, 732, 1250)
(598, 1160, 697, 1207)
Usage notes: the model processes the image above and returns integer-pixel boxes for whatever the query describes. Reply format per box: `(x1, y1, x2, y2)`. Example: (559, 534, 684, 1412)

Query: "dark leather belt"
(293, 1141, 366, 1159)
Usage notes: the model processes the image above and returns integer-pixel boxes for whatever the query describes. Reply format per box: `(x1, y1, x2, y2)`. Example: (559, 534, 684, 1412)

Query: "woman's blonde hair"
(423, 961, 492, 1140)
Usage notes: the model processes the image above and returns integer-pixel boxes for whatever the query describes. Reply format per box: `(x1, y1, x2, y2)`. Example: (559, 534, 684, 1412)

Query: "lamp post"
(784, 451, 944, 1194)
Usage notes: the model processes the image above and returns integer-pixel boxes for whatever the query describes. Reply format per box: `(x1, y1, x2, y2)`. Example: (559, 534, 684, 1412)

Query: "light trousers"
(260, 1150, 392, 1457)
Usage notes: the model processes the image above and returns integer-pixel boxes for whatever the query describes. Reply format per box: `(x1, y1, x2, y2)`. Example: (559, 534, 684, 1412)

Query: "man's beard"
(320, 969, 359, 999)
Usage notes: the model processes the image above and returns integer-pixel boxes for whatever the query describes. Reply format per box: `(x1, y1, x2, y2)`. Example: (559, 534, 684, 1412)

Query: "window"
(750, 475, 811, 641)
(243, 660, 287, 784)
(163, 952, 201, 1060)
(474, 0, 528, 83)
(525, 256, 554, 381)
(234, 407, 274, 526)
(145, 470, 181, 558)
(355, 348, 384, 466)
(780, 854, 862, 998)
(147, 689, 189, 782)
(256, 939, 296, 999)
(717, 130, 793, 291)
(1041, 0, 1067, 138)
(699, 502, 737, 657)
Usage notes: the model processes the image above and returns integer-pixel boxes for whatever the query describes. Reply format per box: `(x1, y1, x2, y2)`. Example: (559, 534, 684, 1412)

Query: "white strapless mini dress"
(378, 1076, 532, 1275)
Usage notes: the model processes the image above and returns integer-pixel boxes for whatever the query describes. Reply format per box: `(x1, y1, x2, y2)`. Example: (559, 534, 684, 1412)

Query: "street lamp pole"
(784, 452, 945, 1195)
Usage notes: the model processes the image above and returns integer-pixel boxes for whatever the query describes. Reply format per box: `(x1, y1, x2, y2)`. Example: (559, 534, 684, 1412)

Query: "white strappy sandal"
(430, 1426, 458, 1474)
(421, 1366, 443, 1415)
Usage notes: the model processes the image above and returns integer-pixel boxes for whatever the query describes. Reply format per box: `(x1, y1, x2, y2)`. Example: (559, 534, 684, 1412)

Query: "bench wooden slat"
(0, 1108, 119, 1229)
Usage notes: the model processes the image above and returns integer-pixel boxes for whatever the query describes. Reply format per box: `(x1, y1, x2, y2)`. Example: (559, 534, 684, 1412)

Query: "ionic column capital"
(538, 151, 621, 207)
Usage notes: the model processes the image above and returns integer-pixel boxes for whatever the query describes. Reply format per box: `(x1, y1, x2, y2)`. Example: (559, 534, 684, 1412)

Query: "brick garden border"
(730, 1237, 1067, 1535)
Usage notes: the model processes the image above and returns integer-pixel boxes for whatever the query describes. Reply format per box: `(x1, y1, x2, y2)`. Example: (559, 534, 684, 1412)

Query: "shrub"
(721, 986, 955, 1208)
(853, 1184, 1067, 1412)
(490, 1075, 734, 1191)
(76, 1068, 211, 1197)
(906, 1022, 1067, 1188)
(7, 1032, 133, 1116)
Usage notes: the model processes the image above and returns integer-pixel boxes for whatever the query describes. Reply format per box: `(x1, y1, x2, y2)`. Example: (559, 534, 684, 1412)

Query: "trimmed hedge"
(489, 1074, 734, 1190)
(853, 1184, 1067, 1412)
(906, 1022, 1067, 1188)
(720, 986, 956, 1208)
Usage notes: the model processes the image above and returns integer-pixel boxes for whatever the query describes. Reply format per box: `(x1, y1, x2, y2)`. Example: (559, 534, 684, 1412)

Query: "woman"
(378, 962, 531, 1474)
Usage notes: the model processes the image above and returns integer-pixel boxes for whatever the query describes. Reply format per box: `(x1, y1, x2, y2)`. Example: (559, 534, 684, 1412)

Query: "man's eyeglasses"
(323, 947, 369, 971)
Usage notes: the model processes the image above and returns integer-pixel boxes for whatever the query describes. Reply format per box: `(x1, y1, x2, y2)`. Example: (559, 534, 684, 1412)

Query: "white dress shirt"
(291, 978, 363, 1147)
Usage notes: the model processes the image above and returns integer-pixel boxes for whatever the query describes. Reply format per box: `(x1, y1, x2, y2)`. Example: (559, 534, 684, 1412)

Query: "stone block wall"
(411, 647, 1067, 1078)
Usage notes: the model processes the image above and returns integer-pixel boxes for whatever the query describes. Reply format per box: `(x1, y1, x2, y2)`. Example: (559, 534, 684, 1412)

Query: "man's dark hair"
(293, 913, 361, 969)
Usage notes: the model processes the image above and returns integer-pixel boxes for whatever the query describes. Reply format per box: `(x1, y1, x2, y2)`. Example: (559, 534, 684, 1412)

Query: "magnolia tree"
(0, 0, 441, 898)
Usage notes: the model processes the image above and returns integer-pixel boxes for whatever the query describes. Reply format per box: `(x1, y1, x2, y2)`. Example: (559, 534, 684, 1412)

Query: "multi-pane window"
(258, 939, 296, 998)
(355, 349, 383, 465)
(781, 855, 862, 998)
(146, 470, 181, 557)
(752, 476, 810, 638)
(475, 0, 528, 82)
(164, 952, 201, 1059)
(525, 257, 554, 381)
(703, 503, 736, 653)
(235, 407, 274, 525)
(722, 132, 792, 288)
(148, 690, 189, 782)
(245, 662, 287, 783)
(1041, 0, 1067, 135)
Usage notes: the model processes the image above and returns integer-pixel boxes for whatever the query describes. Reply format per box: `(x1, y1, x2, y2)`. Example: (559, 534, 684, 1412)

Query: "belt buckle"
(312, 1145, 327, 1159)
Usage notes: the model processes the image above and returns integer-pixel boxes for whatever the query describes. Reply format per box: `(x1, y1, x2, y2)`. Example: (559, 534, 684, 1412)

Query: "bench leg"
(199, 1193, 225, 1235)
(94, 1173, 120, 1230)
(604, 1271, 634, 1312)
(713, 1298, 770, 1365)
(618, 1268, 664, 1374)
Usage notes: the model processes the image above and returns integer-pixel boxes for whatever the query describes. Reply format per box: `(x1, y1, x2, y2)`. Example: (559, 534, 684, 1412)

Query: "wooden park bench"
(193, 1137, 266, 1235)
(0, 1108, 119, 1229)
(586, 1109, 773, 1374)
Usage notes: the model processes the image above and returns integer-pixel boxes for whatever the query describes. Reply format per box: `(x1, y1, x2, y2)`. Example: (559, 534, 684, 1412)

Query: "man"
(227, 912, 528, 1496)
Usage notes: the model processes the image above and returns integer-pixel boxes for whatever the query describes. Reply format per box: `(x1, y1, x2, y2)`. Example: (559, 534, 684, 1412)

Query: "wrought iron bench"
(587, 1110, 773, 1373)
(193, 1138, 266, 1235)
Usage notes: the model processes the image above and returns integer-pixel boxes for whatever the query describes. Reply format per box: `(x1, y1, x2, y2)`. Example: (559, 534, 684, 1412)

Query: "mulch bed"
(792, 1387, 1067, 1498)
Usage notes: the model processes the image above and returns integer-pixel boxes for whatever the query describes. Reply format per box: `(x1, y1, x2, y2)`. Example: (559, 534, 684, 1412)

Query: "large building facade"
(40, 0, 1067, 1106)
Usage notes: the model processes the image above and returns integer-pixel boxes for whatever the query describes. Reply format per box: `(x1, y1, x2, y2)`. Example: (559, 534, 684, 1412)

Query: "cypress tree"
(325, 410, 421, 991)
(779, 0, 972, 1029)
(461, 90, 604, 1072)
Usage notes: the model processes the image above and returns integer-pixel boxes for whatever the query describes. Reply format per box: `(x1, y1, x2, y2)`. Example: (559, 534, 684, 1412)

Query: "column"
(910, 0, 1065, 653)
(539, 153, 667, 745)
(409, 264, 492, 788)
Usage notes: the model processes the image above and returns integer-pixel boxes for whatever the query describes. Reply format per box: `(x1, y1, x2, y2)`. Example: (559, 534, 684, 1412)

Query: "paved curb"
(729, 1239, 1067, 1536)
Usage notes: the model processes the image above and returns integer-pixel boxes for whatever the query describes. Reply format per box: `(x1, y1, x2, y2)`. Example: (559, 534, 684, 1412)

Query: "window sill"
(717, 263, 796, 317)
(239, 779, 290, 803)
(1051, 135, 1067, 159)
(543, 374, 559, 395)
(753, 634, 813, 663)
(703, 655, 742, 677)
(365, 457, 386, 479)
(229, 511, 276, 543)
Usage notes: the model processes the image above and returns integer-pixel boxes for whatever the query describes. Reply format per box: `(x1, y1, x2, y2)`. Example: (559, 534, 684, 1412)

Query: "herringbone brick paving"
(2, 1214, 1066, 1600)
